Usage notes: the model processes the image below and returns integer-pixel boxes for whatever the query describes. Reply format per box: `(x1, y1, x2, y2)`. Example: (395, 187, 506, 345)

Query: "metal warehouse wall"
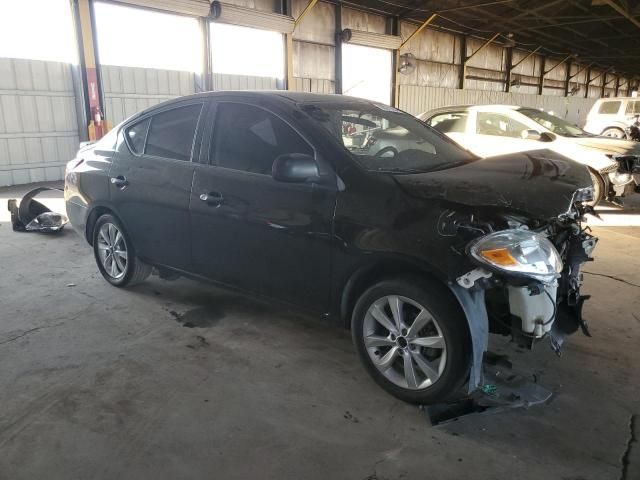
(102, 65, 196, 126)
(0, 58, 80, 186)
(399, 85, 596, 126)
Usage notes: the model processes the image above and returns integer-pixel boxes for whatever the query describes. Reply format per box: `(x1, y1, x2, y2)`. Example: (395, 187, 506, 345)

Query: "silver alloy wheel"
(363, 295, 447, 390)
(97, 223, 128, 280)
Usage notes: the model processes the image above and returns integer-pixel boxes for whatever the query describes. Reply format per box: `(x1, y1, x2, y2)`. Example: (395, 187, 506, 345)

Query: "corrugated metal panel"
(400, 21, 459, 64)
(222, 0, 278, 13)
(292, 0, 335, 45)
(0, 57, 79, 186)
(399, 84, 596, 126)
(291, 77, 335, 93)
(342, 7, 386, 34)
(102, 65, 195, 125)
(212, 73, 278, 90)
(293, 41, 334, 80)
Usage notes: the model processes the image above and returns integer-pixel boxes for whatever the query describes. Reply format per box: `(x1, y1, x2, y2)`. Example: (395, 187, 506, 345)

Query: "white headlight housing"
(468, 230, 563, 283)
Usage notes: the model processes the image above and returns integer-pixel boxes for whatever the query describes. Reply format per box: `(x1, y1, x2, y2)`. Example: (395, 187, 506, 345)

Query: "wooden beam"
(399, 13, 437, 49)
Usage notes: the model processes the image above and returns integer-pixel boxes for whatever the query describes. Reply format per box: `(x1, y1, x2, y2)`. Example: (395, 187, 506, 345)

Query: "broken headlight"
(468, 230, 562, 284)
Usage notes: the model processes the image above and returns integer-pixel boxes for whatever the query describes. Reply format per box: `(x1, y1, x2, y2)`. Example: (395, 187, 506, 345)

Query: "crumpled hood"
(571, 136, 640, 156)
(393, 149, 592, 219)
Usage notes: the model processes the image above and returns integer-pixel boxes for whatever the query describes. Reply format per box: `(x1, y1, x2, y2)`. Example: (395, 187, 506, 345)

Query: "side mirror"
(272, 153, 320, 183)
(521, 129, 542, 141)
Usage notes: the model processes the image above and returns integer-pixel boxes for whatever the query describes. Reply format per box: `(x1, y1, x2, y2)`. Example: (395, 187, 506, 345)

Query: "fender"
(448, 283, 489, 393)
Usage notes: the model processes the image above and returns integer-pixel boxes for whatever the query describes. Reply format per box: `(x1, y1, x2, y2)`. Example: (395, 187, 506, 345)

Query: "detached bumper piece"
(7, 187, 68, 233)
(423, 352, 553, 426)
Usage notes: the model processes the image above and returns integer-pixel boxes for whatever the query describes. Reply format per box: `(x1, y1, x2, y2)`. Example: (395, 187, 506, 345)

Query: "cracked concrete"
(0, 183, 639, 479)
(620, 415, 638, 480)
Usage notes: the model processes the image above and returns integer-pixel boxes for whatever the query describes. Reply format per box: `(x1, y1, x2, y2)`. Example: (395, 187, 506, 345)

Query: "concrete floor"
(0, 182, 638, 480)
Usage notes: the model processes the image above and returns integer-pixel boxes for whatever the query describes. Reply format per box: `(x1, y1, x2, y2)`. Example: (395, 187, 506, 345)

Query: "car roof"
(127, 90, 389, 125)
(419, 104, 522, 119)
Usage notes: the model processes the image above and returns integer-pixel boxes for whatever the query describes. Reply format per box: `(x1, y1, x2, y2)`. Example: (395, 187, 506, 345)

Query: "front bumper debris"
(7, 187, 68, 233)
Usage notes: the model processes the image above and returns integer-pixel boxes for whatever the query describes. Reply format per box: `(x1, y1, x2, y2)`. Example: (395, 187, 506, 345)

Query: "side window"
(145, 103, 203, 161)
(476, 112, 528, 138)
(625, 101, 640, 115)
(125, 118, 150, 154)
(428, 112, 468, 133)
(211, 103, 313, 175)
(598, 101, 621, 115)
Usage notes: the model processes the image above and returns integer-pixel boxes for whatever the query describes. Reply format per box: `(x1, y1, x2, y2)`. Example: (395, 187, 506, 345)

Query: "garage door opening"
(210, 23, 285, 81)
(342, 43, 392, 105)
(94, 2, 201, 72)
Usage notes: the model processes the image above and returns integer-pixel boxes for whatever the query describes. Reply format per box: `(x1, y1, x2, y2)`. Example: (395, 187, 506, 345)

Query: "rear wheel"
(352, 277, 471, 404)
(93, 214, 151, 287)
(601, 127, 625, 139)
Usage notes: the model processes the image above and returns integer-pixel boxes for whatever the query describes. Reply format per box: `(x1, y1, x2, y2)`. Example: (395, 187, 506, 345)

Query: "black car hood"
(393, 149, 592, 219)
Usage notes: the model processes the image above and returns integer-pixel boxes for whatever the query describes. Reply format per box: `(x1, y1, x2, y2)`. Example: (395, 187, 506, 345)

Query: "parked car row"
(418, 104, 640, 205)
(66, 92, 607, 404)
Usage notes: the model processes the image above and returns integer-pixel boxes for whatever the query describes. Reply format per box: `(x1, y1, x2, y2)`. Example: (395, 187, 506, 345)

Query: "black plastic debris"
(423, 352, 553, 426)
(7, 187, 68, 233)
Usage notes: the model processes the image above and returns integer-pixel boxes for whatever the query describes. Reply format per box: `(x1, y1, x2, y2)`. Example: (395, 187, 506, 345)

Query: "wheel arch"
(85, 203, 120, 245)
(338, 257, 452, 329)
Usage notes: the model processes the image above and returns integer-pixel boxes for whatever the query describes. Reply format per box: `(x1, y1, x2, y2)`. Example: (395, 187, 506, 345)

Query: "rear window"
(125, 118, 150, 154)
(625, 101, 640, 115)
(598, 101, 621, 114)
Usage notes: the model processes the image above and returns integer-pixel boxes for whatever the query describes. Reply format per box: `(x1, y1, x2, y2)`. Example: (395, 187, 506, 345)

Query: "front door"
(467, 110, 541, 158)
(109, 101, 206, 270)
(190, 101, 336, 312)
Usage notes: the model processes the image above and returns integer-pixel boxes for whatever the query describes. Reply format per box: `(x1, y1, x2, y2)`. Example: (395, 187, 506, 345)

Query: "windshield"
(518, 108, 587, 137)
(301, 101, 476, 173)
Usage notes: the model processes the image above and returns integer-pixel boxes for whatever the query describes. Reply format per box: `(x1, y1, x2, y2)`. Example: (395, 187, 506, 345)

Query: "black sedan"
(65, 91, 597, 404)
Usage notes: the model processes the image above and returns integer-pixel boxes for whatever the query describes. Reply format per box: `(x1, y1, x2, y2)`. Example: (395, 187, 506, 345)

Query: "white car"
(583, 97, 640, 138)
(419, 105, 640, 205)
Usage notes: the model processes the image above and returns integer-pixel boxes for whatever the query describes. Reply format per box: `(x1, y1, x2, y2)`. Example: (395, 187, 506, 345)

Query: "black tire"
(601, 127, 625, 139)
(588, 169, 605, 206)
(92, 213, 151, 287)
(352, 276, 471, 404)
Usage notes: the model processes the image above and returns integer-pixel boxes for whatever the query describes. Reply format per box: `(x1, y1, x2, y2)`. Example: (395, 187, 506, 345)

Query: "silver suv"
(583, 97, 640, 138)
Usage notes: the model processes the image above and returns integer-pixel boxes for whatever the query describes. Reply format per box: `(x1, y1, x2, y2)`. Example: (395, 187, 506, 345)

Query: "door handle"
(199, 191, 224, 206)
(110, 175, 129, 189)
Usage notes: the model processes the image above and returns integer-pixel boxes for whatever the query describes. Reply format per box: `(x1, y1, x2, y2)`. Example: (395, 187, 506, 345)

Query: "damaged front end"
(446, 188, 597, 391)
(610, 154, 640, 197)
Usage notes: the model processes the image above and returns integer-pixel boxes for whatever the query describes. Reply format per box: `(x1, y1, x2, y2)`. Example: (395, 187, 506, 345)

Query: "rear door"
(109, 100, 207, 270)
(190, 100, 336, 311)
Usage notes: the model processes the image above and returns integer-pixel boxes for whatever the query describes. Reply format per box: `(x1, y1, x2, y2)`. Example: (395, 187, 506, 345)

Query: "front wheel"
(588, 169, 605, 206)
(93, 214, 151, 287)
(352, 277, 471, 404)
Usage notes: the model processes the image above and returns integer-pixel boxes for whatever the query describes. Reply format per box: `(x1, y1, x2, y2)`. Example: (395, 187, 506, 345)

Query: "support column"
(504, 46, 513, 93)
(458, 35, 466, 90)
(334, 4, 343, 94)
(563, 59, 572, 97)
(73, 0, 105, 140)
(538, 56, 546, 95)
(199, 18, 212, 92)
(391, 16, 400, 107)
(584, 67, 591, 98)
(283, 0, 294, 90)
